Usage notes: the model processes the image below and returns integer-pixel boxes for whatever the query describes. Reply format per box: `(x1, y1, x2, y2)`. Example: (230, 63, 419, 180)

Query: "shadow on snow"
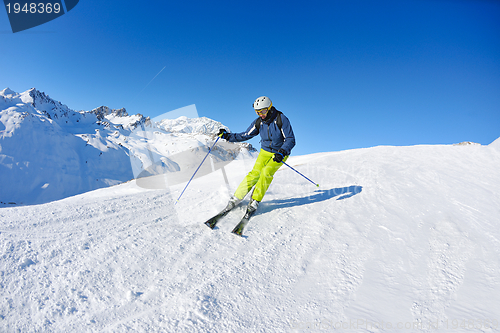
(262, 185, 363, 211)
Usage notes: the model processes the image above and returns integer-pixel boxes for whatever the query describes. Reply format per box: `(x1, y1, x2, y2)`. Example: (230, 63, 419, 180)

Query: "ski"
(231, 217, 249, 236)
(204, 197, 241, 229)
(204, 209, 232, 229)
(231, 200, 258, 236)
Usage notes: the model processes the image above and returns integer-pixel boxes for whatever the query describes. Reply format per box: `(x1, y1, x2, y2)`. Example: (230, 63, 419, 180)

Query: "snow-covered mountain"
(0, 138, 499, 332)
(0, 88, 256, 205)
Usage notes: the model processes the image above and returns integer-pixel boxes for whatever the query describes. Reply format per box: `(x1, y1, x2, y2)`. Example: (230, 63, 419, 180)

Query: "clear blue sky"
(1, 0, 499, 156)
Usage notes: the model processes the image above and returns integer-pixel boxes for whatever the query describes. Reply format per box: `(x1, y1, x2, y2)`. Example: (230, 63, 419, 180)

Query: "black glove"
(273, 149, 287, 163)
(218, 128, 229, 140)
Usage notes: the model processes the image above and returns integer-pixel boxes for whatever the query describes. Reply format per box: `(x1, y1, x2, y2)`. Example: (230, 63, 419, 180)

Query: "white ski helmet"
(253, 96, 272, 110)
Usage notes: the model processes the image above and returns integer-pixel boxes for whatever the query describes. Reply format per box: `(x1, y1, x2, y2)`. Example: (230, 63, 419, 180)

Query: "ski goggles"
(255, 106, 270, 116)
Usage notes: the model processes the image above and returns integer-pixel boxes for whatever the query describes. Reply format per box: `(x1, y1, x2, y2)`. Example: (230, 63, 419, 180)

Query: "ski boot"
(205, 195, 241, 229)
(232, 198, 259, 236)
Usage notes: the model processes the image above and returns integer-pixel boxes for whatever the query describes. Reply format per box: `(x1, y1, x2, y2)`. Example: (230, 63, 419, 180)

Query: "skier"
(208, 96, 296, 235)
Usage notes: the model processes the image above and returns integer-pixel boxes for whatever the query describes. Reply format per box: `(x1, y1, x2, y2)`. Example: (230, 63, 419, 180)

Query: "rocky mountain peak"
(91, 106, 130, 121)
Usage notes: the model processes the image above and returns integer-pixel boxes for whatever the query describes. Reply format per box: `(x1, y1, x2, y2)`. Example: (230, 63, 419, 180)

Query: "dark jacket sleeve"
(279, 114, 296, 155)
(227, 119, 260, 142)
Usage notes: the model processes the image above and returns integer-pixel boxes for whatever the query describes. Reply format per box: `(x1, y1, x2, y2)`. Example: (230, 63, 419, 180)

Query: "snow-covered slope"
(1, 140, 499, 332)
(490, 136, 500, 151)
(0, 88, 255, 205)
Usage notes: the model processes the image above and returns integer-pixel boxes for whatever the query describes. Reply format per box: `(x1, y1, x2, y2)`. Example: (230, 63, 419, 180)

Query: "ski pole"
(175, 136, 220, 205)
(282, 161, 320, 187)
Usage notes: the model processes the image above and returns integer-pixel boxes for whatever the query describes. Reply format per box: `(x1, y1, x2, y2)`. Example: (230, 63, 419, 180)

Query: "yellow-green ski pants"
(234, 149, 288, 202)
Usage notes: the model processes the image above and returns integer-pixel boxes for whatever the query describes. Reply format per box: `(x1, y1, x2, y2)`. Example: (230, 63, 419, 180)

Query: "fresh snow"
(1, 139, 500, 332)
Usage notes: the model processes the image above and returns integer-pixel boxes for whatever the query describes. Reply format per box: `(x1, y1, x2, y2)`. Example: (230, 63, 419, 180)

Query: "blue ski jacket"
(227, 108, 296, 155)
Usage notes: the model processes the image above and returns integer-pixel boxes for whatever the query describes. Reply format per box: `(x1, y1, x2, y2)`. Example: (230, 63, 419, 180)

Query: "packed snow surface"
(1, 140, 499, 332)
